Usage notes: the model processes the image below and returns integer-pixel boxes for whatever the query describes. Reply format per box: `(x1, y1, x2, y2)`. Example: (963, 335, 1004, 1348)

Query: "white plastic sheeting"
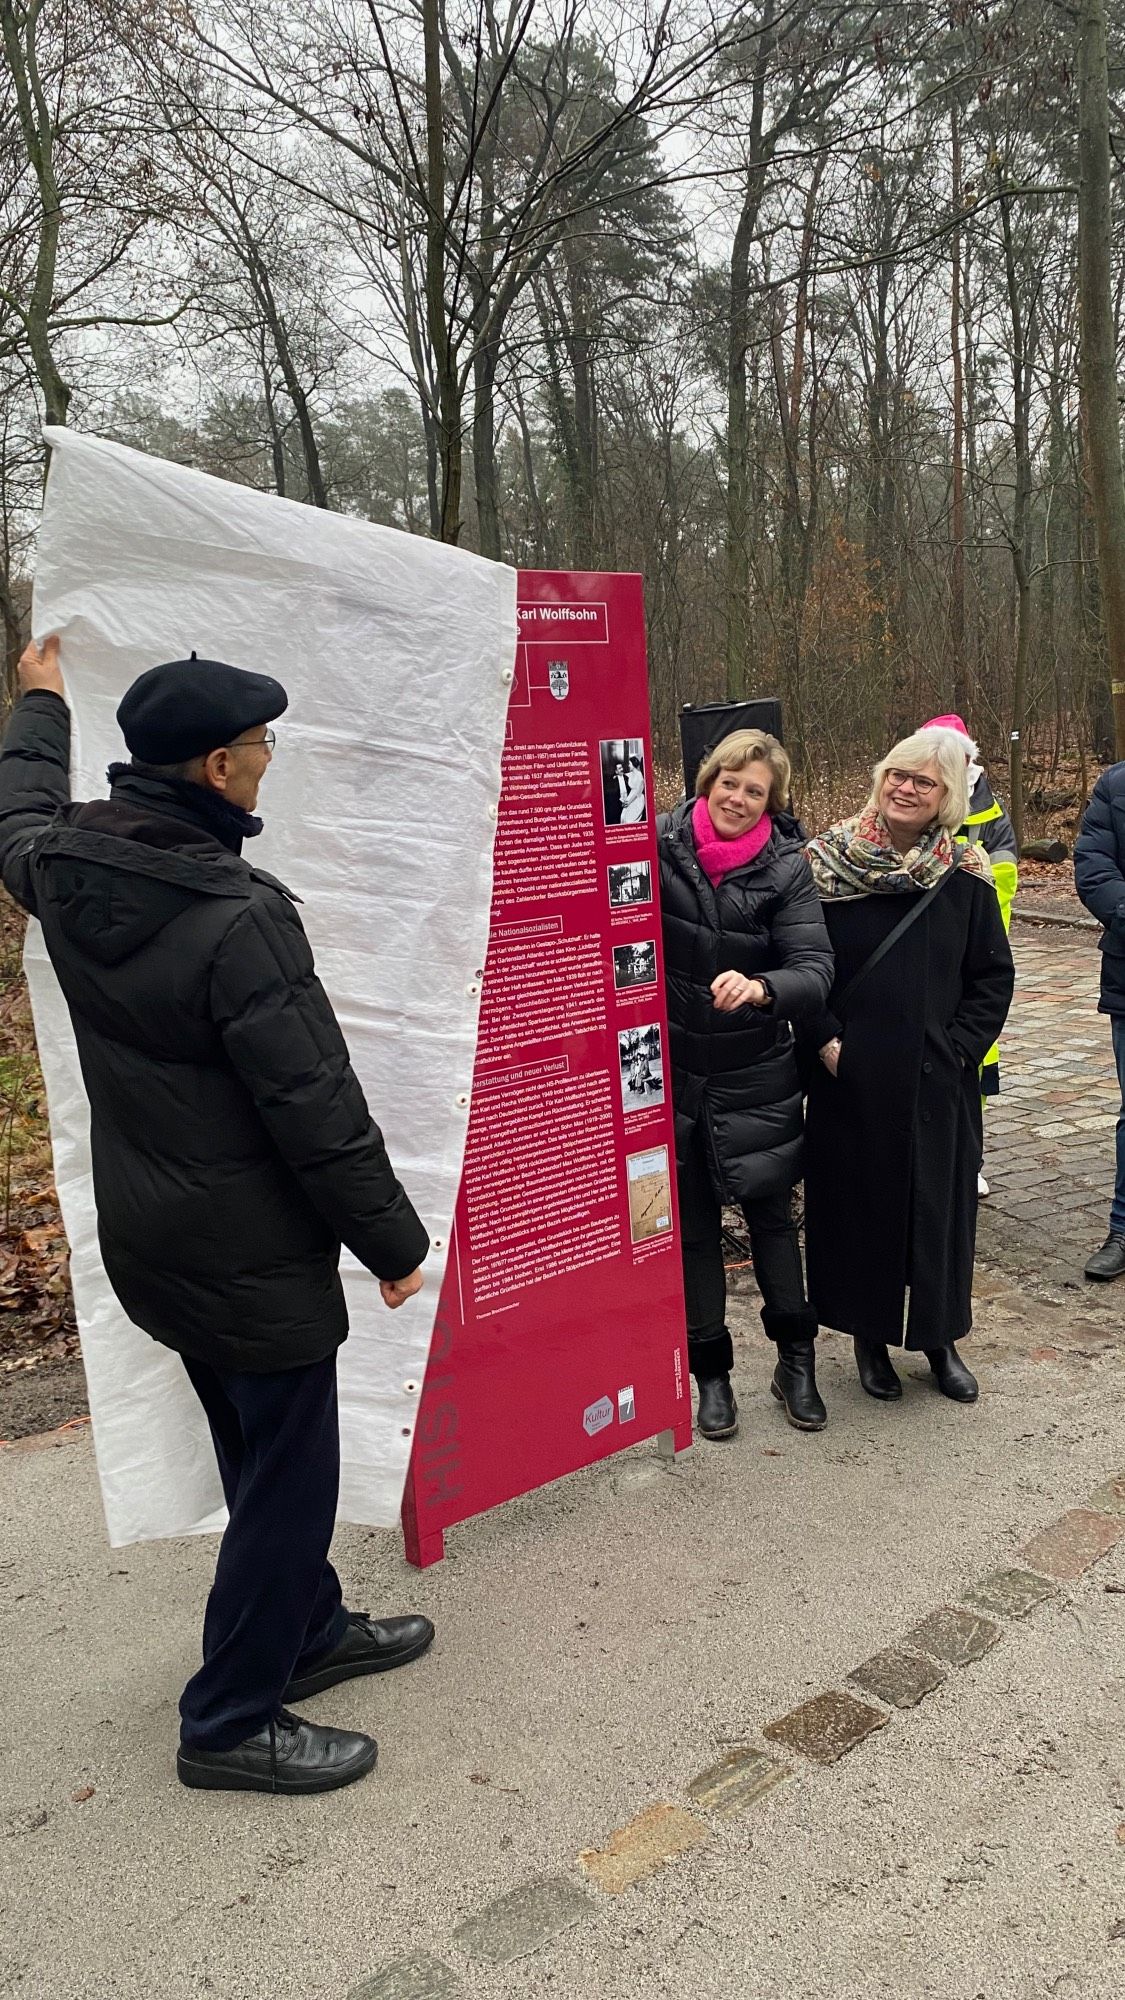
(25, 428, 515, 1547)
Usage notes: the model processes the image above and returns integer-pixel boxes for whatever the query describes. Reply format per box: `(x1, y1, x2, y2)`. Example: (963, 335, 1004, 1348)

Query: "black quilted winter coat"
(1075, 761, 1125, 1015)
(0, 691, 428, 1373)
(657, 801, 834, 1203)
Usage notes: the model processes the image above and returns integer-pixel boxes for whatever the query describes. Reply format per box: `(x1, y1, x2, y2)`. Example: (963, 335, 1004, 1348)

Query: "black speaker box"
(679, 699, 784, 798)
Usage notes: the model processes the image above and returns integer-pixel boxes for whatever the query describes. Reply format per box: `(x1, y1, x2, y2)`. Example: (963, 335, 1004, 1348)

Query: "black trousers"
(178, 1350, 350, 1751)
(677, 1126, 810, 1378)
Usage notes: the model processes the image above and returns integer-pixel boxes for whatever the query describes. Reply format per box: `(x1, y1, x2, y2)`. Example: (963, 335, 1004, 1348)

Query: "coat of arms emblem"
(548, 659, 569, 700)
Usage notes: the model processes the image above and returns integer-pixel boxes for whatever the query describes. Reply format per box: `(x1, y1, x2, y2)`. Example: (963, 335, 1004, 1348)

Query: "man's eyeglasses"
(885, 766, 936, 796)
(227, 729, 275, 753)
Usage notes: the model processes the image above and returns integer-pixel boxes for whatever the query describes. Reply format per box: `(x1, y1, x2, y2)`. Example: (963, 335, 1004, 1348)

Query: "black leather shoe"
(696, 1372, 738, 1440)
(177, 1709, 377, 1795)
(854, 1339, 902, 1400)
(770, 1344, 827, 1431)
(284, 1612, 435, 1704)
(925, 1345, 979, 1402)
(1085, 1233, 1125, 1281)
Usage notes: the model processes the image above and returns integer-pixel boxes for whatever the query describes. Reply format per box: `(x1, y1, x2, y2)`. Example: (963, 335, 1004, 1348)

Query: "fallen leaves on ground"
(0, 894, 77, 1373)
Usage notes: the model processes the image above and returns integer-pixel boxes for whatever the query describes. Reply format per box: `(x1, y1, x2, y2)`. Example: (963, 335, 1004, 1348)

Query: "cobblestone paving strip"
(686, 1747, 793, 1817)
(763, 1689, 889, 1764)
(902, 1606, 1003, 1668)
(452, 1876, 597, 1965)
(1017, 1507, 1125, 1581)
(960, 1567, 1059, 1620)
(846, 1646, 948, 1709)
(979, 930, 1115, 1262)
(579, 1803, 709, 1894)
(1085, 1473, 1125, 1518)
(347, 1956, 465, 2000)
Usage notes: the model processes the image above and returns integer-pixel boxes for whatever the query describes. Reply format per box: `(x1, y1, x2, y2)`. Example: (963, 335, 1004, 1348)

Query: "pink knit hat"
(923, 712, 971, 736)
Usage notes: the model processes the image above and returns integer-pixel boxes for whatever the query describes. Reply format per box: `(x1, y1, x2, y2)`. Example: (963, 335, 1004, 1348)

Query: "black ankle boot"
(696, 1372, 738, 1440)
(770, 1346, 827, 1430)
(925, 1344, 978, 1402)
(854, 1339, 902, 1400)
(761, 1308, 827, 1430)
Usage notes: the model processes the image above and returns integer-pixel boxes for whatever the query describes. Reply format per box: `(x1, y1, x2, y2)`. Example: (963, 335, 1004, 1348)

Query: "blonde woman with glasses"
(803, 731, 1014, 1406)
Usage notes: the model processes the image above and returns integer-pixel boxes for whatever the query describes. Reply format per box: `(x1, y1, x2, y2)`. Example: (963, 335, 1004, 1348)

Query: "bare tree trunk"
(725, 150, 769, 699)
(950, 102, 968, 717)
(998, 182, 1036, 851)
(423, 0, 462, 544)
(2, 0, 71, 434)
(1078, 0, 1125, 758)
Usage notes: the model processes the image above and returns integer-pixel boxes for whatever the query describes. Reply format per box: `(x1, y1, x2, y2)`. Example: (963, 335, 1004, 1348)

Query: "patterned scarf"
(806, 806, 991, 899)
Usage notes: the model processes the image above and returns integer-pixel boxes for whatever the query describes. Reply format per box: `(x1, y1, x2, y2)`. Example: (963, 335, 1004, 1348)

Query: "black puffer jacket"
(658, 801, 834, 1202)
(0, 691, 428, 1372)
(1075, 761, 1125, 1015)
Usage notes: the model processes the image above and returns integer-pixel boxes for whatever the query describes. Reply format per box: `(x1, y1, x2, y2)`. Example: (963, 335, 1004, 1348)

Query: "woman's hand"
(711, 972, 770, 1013)
(819, 1037, 842, 1077)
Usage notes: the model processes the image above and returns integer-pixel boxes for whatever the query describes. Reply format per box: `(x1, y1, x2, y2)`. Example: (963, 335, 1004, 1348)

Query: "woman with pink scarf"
(658, 730, 833, 1440)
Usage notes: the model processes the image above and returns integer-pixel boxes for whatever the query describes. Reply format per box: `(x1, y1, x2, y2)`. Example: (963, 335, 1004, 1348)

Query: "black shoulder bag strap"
(833, 857, 962, 1020)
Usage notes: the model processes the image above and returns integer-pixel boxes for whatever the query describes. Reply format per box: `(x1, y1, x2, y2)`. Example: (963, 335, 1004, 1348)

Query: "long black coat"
(803, 870, 1014, 1349)
(0, 691, 428, 1373)
(658, 803, 834, 1203)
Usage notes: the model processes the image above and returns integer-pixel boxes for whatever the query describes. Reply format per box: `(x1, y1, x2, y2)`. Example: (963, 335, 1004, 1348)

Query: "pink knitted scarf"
(692, 794, 773, 885)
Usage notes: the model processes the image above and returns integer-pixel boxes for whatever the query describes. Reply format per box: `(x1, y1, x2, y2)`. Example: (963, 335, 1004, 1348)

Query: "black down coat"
(803, 869, 1014, 1350)
(0, 691, 428, 1373)
(658, 802, 834, 1203)
(1074, 761, 1125, 1015)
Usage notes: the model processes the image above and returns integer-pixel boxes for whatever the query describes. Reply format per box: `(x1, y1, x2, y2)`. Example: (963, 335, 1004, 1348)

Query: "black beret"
(117, 656, 288, 764)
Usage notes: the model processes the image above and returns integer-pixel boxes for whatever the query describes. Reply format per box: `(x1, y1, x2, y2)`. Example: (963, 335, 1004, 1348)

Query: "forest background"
(2, 0, 1125, 1411)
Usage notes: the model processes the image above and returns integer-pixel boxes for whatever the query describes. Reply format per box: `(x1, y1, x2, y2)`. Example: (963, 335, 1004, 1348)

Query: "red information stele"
(401, 571, 691, 1566)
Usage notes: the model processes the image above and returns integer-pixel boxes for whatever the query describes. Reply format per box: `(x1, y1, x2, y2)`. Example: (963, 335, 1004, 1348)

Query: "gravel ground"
(2, 1279, 1124, 2000)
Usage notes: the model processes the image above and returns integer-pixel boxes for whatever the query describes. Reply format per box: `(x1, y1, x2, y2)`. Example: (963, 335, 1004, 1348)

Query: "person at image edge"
(1074, 755, 1125, 1281)
(658, 729, 834, 1440)
(0, 634, 432, 1798)
(804, 732, 1015, 1405)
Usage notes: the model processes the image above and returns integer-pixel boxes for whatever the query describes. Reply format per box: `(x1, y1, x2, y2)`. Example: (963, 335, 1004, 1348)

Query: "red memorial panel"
(401, 571, 692, 1566)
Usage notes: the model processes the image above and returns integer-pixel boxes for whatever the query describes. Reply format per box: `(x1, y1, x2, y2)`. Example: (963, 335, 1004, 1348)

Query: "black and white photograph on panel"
(613, 940, 658, 992)
(600, 738, 648, 827)
(608, 860, 653, 909)
(618, 1023, 666, 1114)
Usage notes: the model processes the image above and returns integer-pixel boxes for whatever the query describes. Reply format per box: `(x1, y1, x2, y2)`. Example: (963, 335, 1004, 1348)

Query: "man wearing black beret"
(0, 635, 433, 1796)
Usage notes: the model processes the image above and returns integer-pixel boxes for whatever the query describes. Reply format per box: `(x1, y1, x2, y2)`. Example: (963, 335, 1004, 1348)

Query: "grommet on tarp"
(431, 1236, 446, 1251)
(467, 981, 481, 997)
(455, 1093, 469, 1109)
(403, 1380, 419, 1394)
(500, 666, 513, 684)
(488, 801, 499, 821)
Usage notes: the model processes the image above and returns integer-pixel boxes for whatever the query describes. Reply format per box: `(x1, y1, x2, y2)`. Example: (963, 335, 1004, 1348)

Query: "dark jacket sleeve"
(0, 691, 71, 915)
(947, 879, 1016, 1069)
(210, 892, 430, 1282)
(1074, 771, 1125, 931)
(761, 851, 835, 1025)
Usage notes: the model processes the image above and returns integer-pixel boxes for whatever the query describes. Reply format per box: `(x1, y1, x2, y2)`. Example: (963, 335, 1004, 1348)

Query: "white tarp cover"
(25, 427, 515, 1547)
